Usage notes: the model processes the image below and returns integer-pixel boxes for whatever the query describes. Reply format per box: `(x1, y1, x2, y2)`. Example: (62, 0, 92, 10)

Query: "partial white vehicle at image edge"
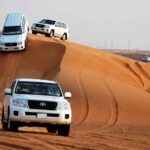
(0, 12, 29, 52)
(1, 78, 72, 136)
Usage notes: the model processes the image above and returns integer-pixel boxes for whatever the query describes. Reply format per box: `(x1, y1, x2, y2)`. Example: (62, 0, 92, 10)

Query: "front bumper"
(0, 43, 25, 51)
(32, 27, 50, 34)
(9, 106, 72, 126)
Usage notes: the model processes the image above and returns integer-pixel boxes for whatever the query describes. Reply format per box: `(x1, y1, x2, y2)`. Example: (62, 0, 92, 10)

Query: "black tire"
(7, 110, 18, 132)
(61, 33, 67, 40)
(32, 31, 37, 34)
(46, 126, 57, 133)
(58, 125, 70, 136)
(45, 33, 50, 37)
(50, 30, 54, 38)
(1, 108, 7, 130)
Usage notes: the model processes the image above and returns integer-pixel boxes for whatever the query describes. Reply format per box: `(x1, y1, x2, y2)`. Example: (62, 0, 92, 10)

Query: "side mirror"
(64, 92, 72, 98)
(4, 88, 12, 95)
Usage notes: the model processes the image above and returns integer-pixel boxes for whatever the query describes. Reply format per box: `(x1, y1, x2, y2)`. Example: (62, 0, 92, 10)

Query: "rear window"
(3, 26, 22, 35)
(39, 19, 56, 25)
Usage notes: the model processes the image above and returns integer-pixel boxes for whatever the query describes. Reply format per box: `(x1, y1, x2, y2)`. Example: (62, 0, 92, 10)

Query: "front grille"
(28, 100, 57, 110)
(5, 43, 17, 47)
(36, 24, 45, 28)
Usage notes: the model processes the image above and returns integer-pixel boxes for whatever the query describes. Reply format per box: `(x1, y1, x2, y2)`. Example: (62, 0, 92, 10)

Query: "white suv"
(31, 19, 69, 40)
(0, 12, 29, 51)
(1, 78, 72, 136)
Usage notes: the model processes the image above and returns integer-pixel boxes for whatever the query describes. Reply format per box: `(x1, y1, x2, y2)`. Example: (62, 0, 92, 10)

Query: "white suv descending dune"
(0, 12, 29, 51)
(31, 19, 69, 40)
(1, 78, 72, 136)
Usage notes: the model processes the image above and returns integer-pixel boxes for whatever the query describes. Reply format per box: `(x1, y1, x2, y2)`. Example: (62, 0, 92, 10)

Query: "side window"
(55, 22, 60, 27)
(23, 16, 26, 24)
(59, 22, 62, 28)
(22, 17, 26, 33)
(61, 23, 67, 29)
(11, 81, 16, 92)
(63, 23, 67, 29)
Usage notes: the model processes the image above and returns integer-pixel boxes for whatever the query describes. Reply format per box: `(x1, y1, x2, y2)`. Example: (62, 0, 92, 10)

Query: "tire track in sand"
(112, 57, 144, 87)
(100, 78, 119, 127)
(72, 55, 91, 127)
(82, 56, 119, 127)
(73, 54, 118, 128)
(134, 61, 150, 80)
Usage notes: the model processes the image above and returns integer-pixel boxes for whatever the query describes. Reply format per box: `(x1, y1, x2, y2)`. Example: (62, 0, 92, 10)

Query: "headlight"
(17, 41, 22, 45)
(57, 102, 70, 110)
(13, 99, 28, 107)
(0, 41, 5, 46)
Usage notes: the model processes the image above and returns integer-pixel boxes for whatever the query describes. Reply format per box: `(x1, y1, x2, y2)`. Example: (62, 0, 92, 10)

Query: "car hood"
(13, 94, 66, 103)
(0, 34, 23, 43)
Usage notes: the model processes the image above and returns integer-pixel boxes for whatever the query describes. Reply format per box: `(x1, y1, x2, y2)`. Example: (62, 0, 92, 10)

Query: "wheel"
(50, 30, 54, 38)
(58, 125, 70, 136)
(45, 33, 50, 37)
(32, 31, 37, 34)
(46, 126, 57, 133)
(7, 110, 18, 132)
(1, 108, 7, 130)
(61, 33, 67, 40)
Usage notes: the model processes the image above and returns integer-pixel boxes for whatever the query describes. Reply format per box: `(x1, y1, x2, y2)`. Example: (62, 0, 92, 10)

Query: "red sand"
(0, 34, 150, 149)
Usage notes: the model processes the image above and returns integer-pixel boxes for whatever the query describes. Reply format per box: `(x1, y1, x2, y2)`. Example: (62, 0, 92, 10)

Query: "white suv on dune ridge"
(31, 19, 69, 40)
(1, 78, 72, 136)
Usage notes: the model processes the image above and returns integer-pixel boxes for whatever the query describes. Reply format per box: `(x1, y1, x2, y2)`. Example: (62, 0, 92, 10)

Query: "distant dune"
(0, 34, 150, 149)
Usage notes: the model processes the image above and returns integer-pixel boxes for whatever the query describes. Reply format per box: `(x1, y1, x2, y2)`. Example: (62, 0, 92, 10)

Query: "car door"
(59, 22, 65, 37)
(54, 22, 61, 37)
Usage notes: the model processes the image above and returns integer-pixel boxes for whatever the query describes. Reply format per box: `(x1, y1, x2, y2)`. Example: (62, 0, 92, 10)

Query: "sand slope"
(0, 35, 150, 149)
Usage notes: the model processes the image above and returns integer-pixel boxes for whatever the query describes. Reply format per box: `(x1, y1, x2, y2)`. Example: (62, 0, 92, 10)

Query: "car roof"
(16, 78, 57, 84)
(4, 12, 24, 27)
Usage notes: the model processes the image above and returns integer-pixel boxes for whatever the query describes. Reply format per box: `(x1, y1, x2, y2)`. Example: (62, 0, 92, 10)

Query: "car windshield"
(3, 26, 22, 35)
(39, 19, 56, 25)
(15, 81, 62, 96)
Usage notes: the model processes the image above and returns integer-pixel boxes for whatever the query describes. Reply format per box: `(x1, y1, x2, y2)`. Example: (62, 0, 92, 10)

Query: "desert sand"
(0, 34, 150, 149)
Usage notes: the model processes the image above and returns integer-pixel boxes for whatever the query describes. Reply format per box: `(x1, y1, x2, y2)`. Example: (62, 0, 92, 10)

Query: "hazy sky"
(1, 0, 150, 49)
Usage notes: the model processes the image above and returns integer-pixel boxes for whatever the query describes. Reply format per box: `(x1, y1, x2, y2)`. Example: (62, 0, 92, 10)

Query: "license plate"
(37, 113, 47, 119)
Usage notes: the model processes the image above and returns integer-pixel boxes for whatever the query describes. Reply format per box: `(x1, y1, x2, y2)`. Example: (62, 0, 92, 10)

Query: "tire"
(45, 33, 50, 37)
(50, 30, 54, 38)
(7, 110, 18, 132)
(1, 108, 7, 130)
(32, 31, 37, 34)
(61, 33, 67, 40)
(46, 126, 57, 133)
(58, 125, 70, 136)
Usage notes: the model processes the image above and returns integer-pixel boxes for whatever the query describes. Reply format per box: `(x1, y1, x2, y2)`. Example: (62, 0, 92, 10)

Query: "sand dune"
(0, 35, 150, 149)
